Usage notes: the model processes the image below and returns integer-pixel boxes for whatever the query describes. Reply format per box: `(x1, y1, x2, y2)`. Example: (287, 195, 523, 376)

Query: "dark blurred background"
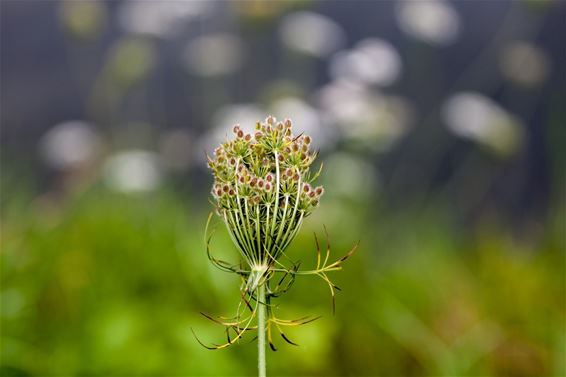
(1, 1, 565, 376)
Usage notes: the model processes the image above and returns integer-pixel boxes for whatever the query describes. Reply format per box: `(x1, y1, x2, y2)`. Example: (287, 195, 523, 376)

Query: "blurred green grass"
(1, 183, 564, 376)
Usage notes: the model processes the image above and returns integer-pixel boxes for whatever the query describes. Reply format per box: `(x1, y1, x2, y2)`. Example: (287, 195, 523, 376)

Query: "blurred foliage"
(1, 181, 563, 376)
(59, 1, 107, 40)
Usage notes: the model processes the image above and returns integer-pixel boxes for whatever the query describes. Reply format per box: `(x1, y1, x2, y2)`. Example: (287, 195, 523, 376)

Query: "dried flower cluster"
(207, 116, 324, 272)
(198, 116, 356, 357)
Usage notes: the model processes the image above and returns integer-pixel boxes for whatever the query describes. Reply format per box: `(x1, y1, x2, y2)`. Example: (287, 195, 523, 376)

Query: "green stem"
(257, 283, 266, 377)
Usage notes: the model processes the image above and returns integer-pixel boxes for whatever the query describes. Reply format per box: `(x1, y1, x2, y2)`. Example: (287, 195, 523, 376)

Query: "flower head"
(208, 116, 324, 270)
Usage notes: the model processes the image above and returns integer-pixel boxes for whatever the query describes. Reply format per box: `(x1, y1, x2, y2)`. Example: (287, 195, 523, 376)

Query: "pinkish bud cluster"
(208, 116, 323, 211)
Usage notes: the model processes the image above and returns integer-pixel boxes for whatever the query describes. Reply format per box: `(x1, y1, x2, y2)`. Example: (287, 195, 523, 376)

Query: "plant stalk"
(257, 283, 266, 377)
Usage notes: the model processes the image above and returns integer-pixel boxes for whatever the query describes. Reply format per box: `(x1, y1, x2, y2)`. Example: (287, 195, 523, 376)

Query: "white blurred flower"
(442, 92, 524, 156)
(271, 97, 335, 150)
(195, 104, 265, 166)
(317, 79, 372, 124)
(40, 121, 101, 170)
(500, 41, 551, 87)
(103, 150, 162, 193)
(323, 152, 379, 200)
(329, 38, 402, 87)
(396, 0, 460, 46)
(118, 0, 212, 38)
(183, 33, 246, 77)
(212, 103, 264, 137)
(280, 11, 345, 57)
(316, 80, 413, 151)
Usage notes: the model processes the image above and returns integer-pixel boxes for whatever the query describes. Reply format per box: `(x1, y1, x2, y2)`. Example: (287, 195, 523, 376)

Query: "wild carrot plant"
(197, 116, 356, 376)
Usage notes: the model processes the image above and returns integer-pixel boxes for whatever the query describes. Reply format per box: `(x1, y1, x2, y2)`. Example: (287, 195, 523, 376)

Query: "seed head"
(207, 116, 325, 269)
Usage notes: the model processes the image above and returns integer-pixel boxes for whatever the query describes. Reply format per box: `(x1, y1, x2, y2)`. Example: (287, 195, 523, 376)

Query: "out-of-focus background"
(1, 0, 565, 376)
